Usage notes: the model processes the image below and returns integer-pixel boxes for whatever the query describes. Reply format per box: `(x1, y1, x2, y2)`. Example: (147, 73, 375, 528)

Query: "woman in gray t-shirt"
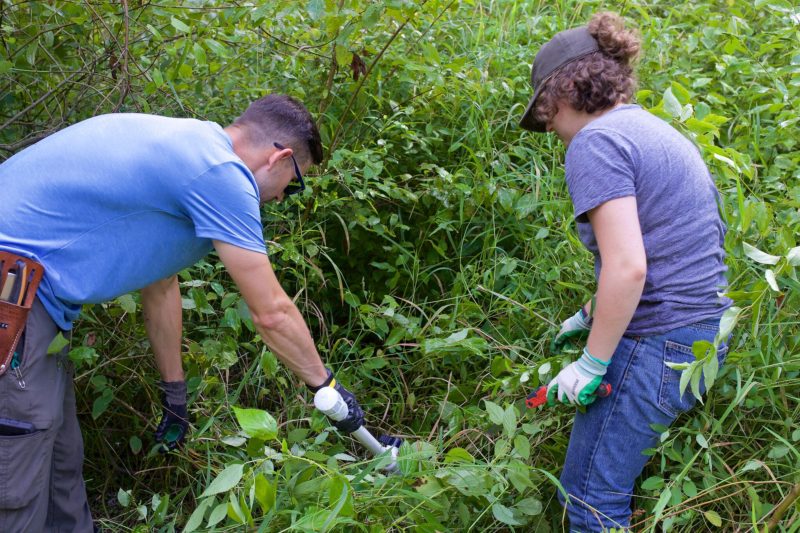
(518, 11, 730, 532)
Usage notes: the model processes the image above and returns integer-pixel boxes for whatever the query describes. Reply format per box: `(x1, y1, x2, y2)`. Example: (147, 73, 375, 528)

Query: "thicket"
(1, 0, 798, 531)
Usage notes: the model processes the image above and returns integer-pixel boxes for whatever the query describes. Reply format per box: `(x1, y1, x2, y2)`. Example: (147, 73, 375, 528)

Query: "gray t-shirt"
(565, 104, 730, 336)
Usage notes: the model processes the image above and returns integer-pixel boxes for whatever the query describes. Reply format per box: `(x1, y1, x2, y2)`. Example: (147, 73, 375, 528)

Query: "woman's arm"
(584, 196, 647, 360)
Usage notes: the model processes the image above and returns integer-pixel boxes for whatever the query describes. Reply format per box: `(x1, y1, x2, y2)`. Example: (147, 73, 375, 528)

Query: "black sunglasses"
(273, 142, 305, 196)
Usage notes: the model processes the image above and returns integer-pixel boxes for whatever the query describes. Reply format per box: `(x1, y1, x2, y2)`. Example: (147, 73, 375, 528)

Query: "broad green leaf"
(116, 293, 136, 314)
(764, 269, 779, 292)
(502, 404, 517, 436)
(444, 447, 475, 463)
(696, 433, 709, 449)
(47, 332, 70, 354)
(492, 502, 524, 526)
(200, 464, 244, 498)
(663, 87, 682, 117)
(484, 400, 504, 425)
(207, 502, 228, 528)
(716, 306, 741, 344)
(787, 246, 800, 266)
(515, 497, 543, 516)
(254, 474, 276, 513)
(117, 488, 131, 507)
(742, 242, 780, 265)
(513, 434, 530, 460)
(183, 498, 212, 533)
(704, 510, 722, 527)
(641, 476, 664, 491)
(129, 435, 142, 454)
(0, 60, 12, 74)
(233, 406, 278, 440)
(170, 17, 190, 33)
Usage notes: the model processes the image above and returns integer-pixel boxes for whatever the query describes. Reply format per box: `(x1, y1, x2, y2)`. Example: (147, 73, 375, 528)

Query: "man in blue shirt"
(0, 94, 362, 532)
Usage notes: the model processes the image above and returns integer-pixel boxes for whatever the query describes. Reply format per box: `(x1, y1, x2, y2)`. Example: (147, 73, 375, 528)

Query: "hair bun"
(588, 12, 641, 65)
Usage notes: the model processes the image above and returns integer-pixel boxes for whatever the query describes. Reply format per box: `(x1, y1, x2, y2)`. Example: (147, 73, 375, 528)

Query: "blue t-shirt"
(0, 113, 266, 330)
(565, 104, 730, 335)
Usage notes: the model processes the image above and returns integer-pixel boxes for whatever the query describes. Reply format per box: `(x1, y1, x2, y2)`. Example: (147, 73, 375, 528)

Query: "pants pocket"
(0, 429, 52, 510)
(658, 340, 728, 418)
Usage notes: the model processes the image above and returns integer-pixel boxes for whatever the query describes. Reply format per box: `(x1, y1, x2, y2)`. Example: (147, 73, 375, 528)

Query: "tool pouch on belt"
(0, 251, 44, 377)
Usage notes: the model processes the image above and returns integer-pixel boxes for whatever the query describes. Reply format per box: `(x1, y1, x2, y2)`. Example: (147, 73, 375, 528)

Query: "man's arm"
(584, 196, 647, 360)
(141, 275, 184, 381)
(213, 240, 328, 388)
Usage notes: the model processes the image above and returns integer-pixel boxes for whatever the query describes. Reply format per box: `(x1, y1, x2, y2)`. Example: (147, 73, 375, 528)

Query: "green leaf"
(183, 498, 213, 533)
(47, 332, 70, 354)
(92, 388, 113, 419)
(233, 406, 278, 440)
(0, 60, 12, 74)
(515, 497, 543, 516)
(663, 87, 682, 118)
(117, 293, 136, 314)
(170, 17, 191, 33)
(513, 434, 530, 459)
(484, 400, 504, 425)
(742, 242, 780, 265)
(787, 246, 800, 266)
(117, 488, 131, 508)
(641, 476, 664, 491)
(502, 404, 517, 437)
(704, 510, 722, 527)
(492, 502, 524, 526)
(715, 306, 741, 344)
(308, 0, 325, 20)
(200, 464, 244, 498)
(444, 447, 475, 463)
(254, 474, 276, 514)
(696, 433, 709, 449)
(207, 502, 228, 527)
(129, 435, 142, 454)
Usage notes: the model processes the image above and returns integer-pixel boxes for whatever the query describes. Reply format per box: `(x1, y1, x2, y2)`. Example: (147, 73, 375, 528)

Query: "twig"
(767, 482, 800, 531)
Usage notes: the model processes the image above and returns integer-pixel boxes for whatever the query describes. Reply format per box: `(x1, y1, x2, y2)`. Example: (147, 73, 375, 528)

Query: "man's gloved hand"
(547, 347, 610, 406)
(550, 307, 592, 352)
(308, 369, 365, 433)
(155, 380, 189, 452)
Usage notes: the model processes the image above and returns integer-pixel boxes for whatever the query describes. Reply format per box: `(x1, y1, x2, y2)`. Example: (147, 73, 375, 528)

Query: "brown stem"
(767, 482, 800, 531)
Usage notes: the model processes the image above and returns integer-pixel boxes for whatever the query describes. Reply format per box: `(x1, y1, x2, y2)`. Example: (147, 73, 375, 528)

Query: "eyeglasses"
(273, 142, 305, 196)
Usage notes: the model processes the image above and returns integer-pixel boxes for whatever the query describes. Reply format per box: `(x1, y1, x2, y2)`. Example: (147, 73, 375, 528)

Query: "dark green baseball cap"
(520, 26, 599, 132)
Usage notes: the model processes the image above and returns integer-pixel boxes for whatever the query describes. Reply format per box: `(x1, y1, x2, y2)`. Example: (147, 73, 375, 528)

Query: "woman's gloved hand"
(551, 307, 592, 352)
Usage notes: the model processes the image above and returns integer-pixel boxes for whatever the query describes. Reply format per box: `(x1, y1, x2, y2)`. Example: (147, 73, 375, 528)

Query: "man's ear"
(266, 146, 293, 170)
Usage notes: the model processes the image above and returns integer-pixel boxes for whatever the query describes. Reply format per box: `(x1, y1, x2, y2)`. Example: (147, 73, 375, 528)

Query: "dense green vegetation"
(1, 0, 798, 531)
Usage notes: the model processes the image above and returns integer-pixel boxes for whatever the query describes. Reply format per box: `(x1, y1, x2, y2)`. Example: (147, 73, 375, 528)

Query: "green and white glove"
(547, 347, 610, 406)
(550, 307, 592, 353)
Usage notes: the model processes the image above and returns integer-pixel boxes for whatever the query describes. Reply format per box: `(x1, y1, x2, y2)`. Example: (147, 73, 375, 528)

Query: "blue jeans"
(558, 319, 728, 532)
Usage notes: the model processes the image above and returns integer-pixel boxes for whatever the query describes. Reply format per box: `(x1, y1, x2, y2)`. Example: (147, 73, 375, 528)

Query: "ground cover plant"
(1, 0, 798, 531)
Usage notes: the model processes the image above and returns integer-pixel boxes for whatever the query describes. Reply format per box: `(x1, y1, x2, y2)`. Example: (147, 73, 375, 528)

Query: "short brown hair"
(534, 12, 641, 126)
(234, 94, 323, 165)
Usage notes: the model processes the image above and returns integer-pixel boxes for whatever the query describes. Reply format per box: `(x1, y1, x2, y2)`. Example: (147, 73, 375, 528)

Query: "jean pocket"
(657, 340, 728, 418)
(0, 429, 51, 509)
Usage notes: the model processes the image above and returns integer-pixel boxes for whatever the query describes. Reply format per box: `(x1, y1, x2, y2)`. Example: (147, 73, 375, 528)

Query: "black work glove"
(154, 380, 189, 452)
(308, 368, 365, 434)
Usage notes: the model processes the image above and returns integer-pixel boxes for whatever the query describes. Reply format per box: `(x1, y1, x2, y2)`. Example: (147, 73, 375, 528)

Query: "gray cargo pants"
(0, 298, 93, 532)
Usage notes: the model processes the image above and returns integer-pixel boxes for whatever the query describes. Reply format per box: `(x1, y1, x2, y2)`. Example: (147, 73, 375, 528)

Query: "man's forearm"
(250, 298, 328, 388)
(141, 276, 184, 382)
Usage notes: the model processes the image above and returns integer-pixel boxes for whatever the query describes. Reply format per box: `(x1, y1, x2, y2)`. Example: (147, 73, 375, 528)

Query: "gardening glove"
(547, 347, 610, 406)
(308, 368, 365, 433)
(155, 380, 189, 452)
(550, 307, 592, 352)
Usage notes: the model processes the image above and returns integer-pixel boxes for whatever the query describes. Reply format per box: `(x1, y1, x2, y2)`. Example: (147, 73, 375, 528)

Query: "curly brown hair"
(534, 12, 641, 126)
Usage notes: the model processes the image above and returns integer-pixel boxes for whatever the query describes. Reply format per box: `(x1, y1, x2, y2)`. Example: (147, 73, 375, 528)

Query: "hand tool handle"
(314, 387, 399, 473)
(526, 381, 612, 408)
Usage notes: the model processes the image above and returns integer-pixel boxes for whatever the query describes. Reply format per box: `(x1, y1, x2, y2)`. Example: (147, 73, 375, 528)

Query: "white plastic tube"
(314, 387, 399, 473)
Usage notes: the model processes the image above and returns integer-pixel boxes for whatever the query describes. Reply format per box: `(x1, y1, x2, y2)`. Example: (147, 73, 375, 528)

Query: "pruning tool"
(526, 382, 613, 409)
(314, 387, 402, 474)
